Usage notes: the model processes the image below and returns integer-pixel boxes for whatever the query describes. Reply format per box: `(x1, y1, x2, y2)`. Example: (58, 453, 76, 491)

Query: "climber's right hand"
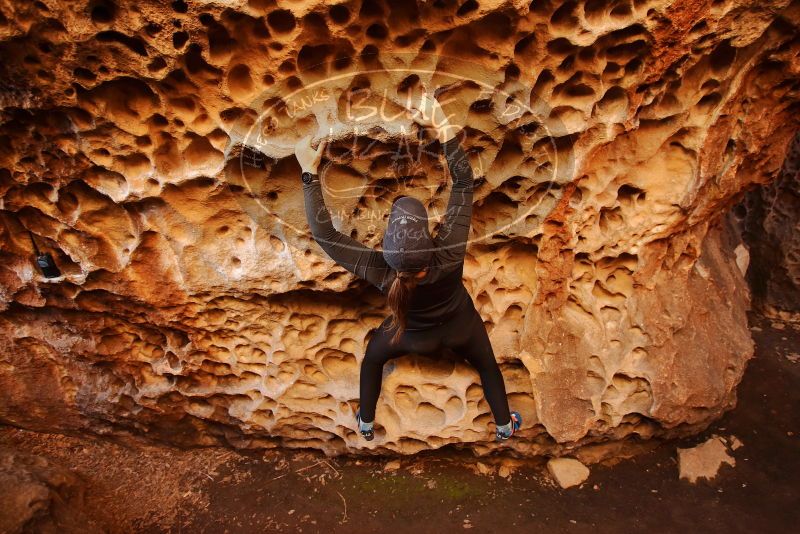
(407, 85, 447, 127)
(406, 85, 459, 144)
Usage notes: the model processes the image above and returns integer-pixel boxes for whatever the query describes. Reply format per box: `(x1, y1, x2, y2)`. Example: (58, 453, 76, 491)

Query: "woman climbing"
(296, 88, 521, 443)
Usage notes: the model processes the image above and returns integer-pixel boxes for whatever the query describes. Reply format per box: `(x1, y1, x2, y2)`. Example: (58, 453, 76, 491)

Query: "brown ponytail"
(385, 270, 420, 345)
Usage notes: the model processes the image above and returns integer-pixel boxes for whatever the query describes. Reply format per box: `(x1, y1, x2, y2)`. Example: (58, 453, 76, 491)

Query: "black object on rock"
(29, 231, 61, 279)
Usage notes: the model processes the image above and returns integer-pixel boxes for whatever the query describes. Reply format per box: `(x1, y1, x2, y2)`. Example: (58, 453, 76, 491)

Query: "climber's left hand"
(295, 135, 327, 175)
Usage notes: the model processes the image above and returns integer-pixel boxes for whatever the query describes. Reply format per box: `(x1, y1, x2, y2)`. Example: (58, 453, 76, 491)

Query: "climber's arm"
(302, 174, 392, 290)
(433, 133, 475, 269)
(406, 88, 475, 269)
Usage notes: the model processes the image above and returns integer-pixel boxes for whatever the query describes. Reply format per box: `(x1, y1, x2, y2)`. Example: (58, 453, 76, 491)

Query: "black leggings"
(359, 302, 511, 427)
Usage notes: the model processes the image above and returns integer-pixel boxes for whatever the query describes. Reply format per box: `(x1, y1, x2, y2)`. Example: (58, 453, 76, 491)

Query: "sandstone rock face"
(0, 1, 799, 458)
(741, 131, 800, 318)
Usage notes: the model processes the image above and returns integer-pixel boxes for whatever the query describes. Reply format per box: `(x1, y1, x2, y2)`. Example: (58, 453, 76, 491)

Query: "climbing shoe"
(355, 407, 374, 441)
(495, 411, 522, 442)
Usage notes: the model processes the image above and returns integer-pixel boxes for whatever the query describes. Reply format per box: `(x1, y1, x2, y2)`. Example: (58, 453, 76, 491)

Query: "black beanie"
(382, 195, 435, 272)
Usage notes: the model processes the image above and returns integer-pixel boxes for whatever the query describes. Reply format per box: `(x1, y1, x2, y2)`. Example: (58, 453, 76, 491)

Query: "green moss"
(437, 475, 484, 499)
(340, 469, 488, 505)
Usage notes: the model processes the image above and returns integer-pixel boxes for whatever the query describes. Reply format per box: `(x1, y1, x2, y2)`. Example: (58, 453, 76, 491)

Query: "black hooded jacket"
(302, 134, 476, 330)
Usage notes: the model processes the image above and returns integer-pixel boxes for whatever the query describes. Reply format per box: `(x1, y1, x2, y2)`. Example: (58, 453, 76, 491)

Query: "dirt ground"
(1, 310, 799, 534)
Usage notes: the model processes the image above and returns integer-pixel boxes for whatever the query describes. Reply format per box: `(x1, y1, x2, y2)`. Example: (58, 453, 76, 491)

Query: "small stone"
(733, 244, 749, 276)
(476, 462, 493, 476)
(383, 459, 401, 472)
(772, 321, 786, 330)
(785, 353, 800, 363)
(694, 263, 710, 279)
(729, 435, 744, 450)
(546, 457, 590, 489)
(677, 437, 735, 483)
(498, 457, 523, 479)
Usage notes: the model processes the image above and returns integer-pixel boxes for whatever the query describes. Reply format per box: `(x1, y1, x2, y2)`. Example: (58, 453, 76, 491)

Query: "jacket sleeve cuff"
(301, 171, 320, 184)
(441, 134, 461, 152)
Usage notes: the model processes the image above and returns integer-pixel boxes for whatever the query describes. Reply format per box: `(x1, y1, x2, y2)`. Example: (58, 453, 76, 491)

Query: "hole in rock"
(267, 9, 296, 33)
(329, 4, 350, 24)
(457, 0, 479, 16)
(171, 0, 188, 13)
(298, 44, 333, 72)
(96, 31, 148, 56)
(551, 1, 579, 29)
(89, 0, 116, 24)
(366, 23, 388, 39)
(172, 31, 189, 49)
(360, 0, 384, 18)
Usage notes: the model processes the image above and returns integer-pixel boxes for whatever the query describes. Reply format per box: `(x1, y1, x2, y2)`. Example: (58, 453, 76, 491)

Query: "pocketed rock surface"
(0, 311, 798, 534)
(0, 1, 799, 458)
